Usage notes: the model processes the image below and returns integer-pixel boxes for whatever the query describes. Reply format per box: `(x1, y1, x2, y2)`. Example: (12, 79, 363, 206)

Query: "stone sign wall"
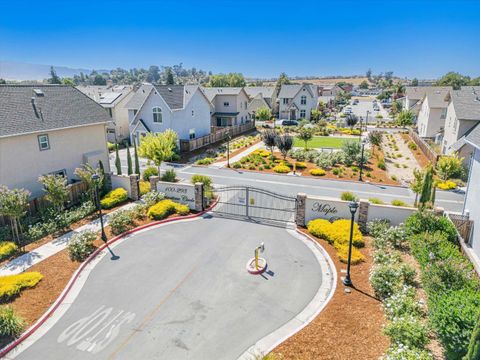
(304, 196, 359, 224)
(156, 181, 196, 210)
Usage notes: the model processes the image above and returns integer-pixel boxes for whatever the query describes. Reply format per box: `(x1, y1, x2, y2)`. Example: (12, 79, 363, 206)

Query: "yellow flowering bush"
(295, 162, 307, 169)
(273, 165, 290, 173)
(139, 180, 151, 196)
(0, 242, 17, 261)
(328, 219, 364, 247)
(0, 272, 43, 300)
(100, 188, 128, 209)
(147, 199, 189, 220)
(253, 149, 270, 157)
(336, 244, 365, 264)
(309, 168, 326, 176)
(436, 180, 456, 190)
(307, 219, 332, 240)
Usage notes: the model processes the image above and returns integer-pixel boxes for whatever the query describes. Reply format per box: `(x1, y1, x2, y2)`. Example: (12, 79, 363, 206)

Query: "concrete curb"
(0, 202, 217, 359)
(237, 227, 337, 360)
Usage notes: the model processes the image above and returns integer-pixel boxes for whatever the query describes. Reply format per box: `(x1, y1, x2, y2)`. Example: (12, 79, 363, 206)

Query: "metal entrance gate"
(211, 185, 297, 223)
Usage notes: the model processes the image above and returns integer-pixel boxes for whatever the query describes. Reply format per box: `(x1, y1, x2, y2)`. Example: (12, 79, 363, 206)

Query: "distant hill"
(0, 60, 106, 81)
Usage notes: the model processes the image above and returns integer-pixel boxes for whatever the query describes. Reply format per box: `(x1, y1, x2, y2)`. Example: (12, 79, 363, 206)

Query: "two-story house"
(127, 84, 212, 146)
(201, 87, 250, 127)
(416, 88, 451, 138)
(442, 87, 480, 162)
(244, 87, 275, 118)
(77, 84, 134, 143)
(278, 84, 318, 120)
(404, 86, 451, 118)
(0, 85, 110, 197)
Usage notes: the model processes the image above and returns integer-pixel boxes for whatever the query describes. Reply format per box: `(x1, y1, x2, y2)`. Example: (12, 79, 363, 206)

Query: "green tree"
(392, 81, 405, 99)
(276, 72, 291, 86)
(62, 78, 75, 85)
(165, 68, 175, 85)
(0, 78, 6, 84)
(138, 130, 178, 176)
(0, 186, 30, 244)
(133, 141, 140, 175)
(396, 110, 414, 126)
(98, 160, 108, 195)
(93, 74, 106, 85)
(366, 69, 372, 80)
(74, 164, 104, 202)
(411, 78, 419, 86)
(38, 174, 69, 211)
(436, 154, 464, 181)
(126, 145, 133, 175)
(297, 127, 313, 150)
(147, 65, 160, 83)
(368, 131, 383, 155)
(342, 140, 361, 166)
(464, 317, 480, 360)
(311, 108, 322, 122)
(48, 66, 61, 84)
(275, 134, 293, 161)
(470, 77, 480, 86)
(261, 129, 277, 159)
(346, 114, 358, 130)
(255, 107, 272, 121)
(419, 165, 434, 207)
(390, 101, 404, 119)
(207, 73, 245, 87)
(115, 143, 122, 175)
(410, 168, 424, 207)
(359, 80, 369, 89)
(436, 71, 470, 90)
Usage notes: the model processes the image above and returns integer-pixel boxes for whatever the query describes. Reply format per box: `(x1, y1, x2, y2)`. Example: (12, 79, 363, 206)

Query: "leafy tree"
(359, 80, 369, 89)
(133, 141, 140, 174)
(390, 101, 404, 118)
(366, 69, 372, 79)
(0, 186, 30, 244)
(368, 131, 383, 155)
(0, 78, 6, 84)
(48, 66, 62, 84)
(377, 90, 392, 101)
(74, 164, 104, 202)
(62, 78, 75, 85)
(115, 143, 122, 175)
(436, 154, 464, 181)
(98, 160, 108, 195)
(165, 68, 175, 85)
(342, 140, 361, 166)
(255, 107, 272, 121)
(298, 127, 313, 150)
(38, 174, 69, 211)
(392, 81, 405, 99)
(261, 129, 277, 159)
(396, 110, 414, 126)
(311, 108, 322, 122)
(470, 77, 480, 86)
(138, 130, 178, 175)
(346, 114, 358, 130)
(464, 317, 480, 360)
(410, 168, 424, 206)
(419, 165, 434, 207)
(275, 134, 293, 161)
(411, 78, 419, 86)
(436, 71, 470, 90)
(207, 73, 245, 87)
(276, 72, 291, 86)
(93, 74, 106, 85)
(126, 145, 133, 175)
(147, 65, 160, 83)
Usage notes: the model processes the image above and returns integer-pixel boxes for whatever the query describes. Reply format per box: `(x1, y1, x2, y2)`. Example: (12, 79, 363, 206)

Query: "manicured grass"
(293, 136, 349, 149)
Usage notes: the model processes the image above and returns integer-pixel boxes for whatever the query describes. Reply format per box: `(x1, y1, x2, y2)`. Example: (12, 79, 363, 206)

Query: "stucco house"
(416, 88, 451, 138)
(244, 87, 275, 118)
(201, 87, 250, 127)
(76, 84, 134, 143)
(404, 86, 451, 117)
(127, 84, 212, 145)
(442, 87, 480, 161)
(0, 84, 111, 198)
(278, 84, 318, 120)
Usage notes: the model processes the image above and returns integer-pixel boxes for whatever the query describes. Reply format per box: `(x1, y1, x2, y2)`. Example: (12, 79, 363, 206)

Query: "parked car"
(281, 120, 299, 126)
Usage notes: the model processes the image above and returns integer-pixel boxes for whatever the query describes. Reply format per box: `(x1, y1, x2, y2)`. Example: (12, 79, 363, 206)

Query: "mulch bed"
(400, 133, 430, 168)
(272, 229, 389, 360)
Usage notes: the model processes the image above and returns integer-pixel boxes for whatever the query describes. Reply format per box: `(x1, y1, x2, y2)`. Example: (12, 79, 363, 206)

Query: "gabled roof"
(244, 87, 275, 99)
(423, 88, 451, 108)
(125, 83, 154, 109)
(465, 122, 480, 150)
(76, 85, 133, 108)
(405, 86, 452, 100)
(447, 86, 480, 121)
(278, 84, 317, 99)
(0, 84, 110, 138)
(201, 87, 245, 102)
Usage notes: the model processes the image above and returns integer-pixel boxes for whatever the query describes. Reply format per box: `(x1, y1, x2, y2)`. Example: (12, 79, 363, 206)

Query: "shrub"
(307, 219, 332, 240)
(436, 180, 457, 190)
(273, 165, 290, 173)
(129, 204, 147, 220)
(232, 162, 242, 169)
(370, 265, 405, 299)
(340, 191, 358, 201)
(332, 168, 341, 176)
(307, 219, 364, 247)
(160, 169, 177, 182)
(139, 180, 150, 196)
(0, 307, 24, 338)
(0, 241, 17, 261)
(405, 211, 457, 243)
(309, 168, 326, 176)
(369, 198, 384, 205)
(141, 191, 165, 207)
(0, 272, 43, 300)
(384, 286, 423, 320)
(377, 159, 386, 170)
(142, 166, 159, 181)
(190, 174, 212, 189)
(147, 200, 189, 220)
(100, 188, 128, 209)
(294, 162, 307, 169)
(384, 316, 429, 349)
(107, 142, 115, 151)
(391, 199, 408, 207)
(391, 175, 398, 181)
(109, 210, 135, 235)
(367, 219, 390, 238)
(336, 243, 365, 264)
(68, 230, 96, 261)
(195, 157, 215, 165)
(408, 142, 418, 151)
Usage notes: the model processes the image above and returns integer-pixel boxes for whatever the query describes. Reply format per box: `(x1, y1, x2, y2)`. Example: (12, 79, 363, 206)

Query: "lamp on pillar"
(343, 201, 359, 286)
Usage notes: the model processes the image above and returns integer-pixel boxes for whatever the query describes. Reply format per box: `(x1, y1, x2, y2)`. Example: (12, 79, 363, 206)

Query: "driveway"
(13, 217, 325, 360)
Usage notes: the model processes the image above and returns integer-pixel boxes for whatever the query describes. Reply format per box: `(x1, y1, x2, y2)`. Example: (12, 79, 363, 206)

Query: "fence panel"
(408, 129, 440, 165)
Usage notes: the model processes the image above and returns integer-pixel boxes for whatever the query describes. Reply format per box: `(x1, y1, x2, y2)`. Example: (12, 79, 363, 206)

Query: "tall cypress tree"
(98, 160, 107, 195)
(419, 165, 433, 207)
(133, 141, 140, 175)
(126, 145, 133, 175)
(115, 143, 122, 175)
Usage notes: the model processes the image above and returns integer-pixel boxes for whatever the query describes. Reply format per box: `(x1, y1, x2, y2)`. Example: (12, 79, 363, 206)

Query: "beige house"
(201, 87, 251, 127)
(416, 88, 450, 138)
(404, 86, 451, 116)
(0, 85, 111, 197)
(76, 84, 134, 142)
(244, 87, 275, 118)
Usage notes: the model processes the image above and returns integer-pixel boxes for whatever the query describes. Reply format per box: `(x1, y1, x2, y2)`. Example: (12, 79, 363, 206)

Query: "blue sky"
(0, 0, 479, 79)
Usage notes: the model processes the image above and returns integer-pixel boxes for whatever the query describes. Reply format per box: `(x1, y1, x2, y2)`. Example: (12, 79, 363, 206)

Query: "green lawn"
(293, 136, 349, 149)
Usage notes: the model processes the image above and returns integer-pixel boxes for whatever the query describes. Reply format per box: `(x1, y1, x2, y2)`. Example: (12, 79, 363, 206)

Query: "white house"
(416, 88, 450, 138)
(442, 86, 480, 161)
(244, 87, 275, 118)
(404, 86, 452, 117)
(76, 84, 134, 142)
(278, 84, 318, 120)
(127, 84, 212, 145)
(201, 87, 251, 127)
(0, 85, 110, 198)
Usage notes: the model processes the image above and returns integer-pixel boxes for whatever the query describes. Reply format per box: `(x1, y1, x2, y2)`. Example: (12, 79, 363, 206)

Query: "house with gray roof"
(244, 87, 275, 118)
(0, 84, 110, 197)
(76, 84, 134, 142)
(404, 86, 452, 116)
(201, 87, 251, 127)
(416, 88, 451, 138)
(278, 84, 318, 120)
(442, 86, 480, 161)
(126, 84, 212, 148)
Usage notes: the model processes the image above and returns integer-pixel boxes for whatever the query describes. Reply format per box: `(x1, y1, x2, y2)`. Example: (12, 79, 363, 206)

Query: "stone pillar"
(194, 182, 204, 212)
(358, 200, 369, 233)
(129, 174, 140, 200)
(296, 193, 307, 227)
(105, 172, 112, 192)
(149, 176, 160, 193)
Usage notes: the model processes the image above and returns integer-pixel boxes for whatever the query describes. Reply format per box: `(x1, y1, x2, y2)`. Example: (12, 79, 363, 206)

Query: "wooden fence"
(0, 181, 89, 226)
(408, 129, 440, 165)
(179, 122, 255, 152)
(447, 212, 473, 244)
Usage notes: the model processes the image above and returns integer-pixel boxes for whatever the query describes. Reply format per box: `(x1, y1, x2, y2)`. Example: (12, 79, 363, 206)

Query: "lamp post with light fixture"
(343, 201, 359, 286)
(92, 173, 107, 242)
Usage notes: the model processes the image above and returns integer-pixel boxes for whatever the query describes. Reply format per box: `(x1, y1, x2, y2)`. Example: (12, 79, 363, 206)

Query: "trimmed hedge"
(309, 168, 326, 176)
(273, 165, 290, 173)
(147, 200, 189, 220)
(100, 188, 128, 209)
(0, 272, 43, 301)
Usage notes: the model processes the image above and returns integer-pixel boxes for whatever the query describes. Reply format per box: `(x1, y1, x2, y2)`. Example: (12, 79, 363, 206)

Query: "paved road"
(15, 217, 323, 360)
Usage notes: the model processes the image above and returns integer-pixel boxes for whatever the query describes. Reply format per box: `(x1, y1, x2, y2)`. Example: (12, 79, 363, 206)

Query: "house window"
(224, 102, 230, 107)
(240, 102, 243, 109)
(283, 98, 288, 105)
(300, 110, 306, 118)
(192, 110, 194, 116)
(50, 169, 67, 178)
(440, 108, 447, 119)
(301, 95, 307, 105)
(152, 107, 162, 123)
(38, 134, 50, 151)
(189, 129, 195, 139)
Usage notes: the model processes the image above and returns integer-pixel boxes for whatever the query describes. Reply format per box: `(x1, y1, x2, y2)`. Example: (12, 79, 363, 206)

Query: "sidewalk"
(0, 202, 138, 277)
(210, 142, 265, 168)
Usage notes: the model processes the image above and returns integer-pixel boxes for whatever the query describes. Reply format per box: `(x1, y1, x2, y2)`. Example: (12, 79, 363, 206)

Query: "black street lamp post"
(343, 201, 359, 287)
(226, 134, 232, 168)
(92, 174, 107, 242)
(359, 139, 366, 182)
